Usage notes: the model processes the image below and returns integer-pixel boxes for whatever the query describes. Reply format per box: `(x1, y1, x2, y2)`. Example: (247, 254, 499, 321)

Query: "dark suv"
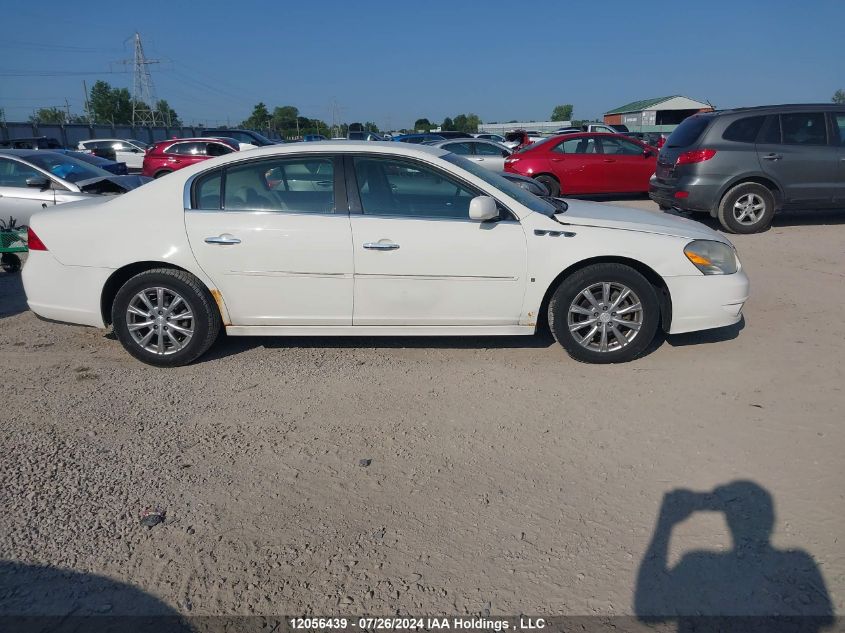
(649, 104, 845, 233)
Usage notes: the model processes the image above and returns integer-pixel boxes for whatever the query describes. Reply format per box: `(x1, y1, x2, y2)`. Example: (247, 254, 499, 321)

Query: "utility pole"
(119, 32, 162, 126)
(64, 98, 71, 124)
(82, 80, 92, 123)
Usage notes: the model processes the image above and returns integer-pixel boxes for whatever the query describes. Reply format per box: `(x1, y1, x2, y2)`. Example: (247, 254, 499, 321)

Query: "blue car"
(50, 149, 128, 175)
(391, 133, 446, 144)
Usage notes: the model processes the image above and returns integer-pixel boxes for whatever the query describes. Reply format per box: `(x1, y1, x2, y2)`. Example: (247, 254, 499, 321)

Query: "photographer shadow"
(634, 481, 834, 633)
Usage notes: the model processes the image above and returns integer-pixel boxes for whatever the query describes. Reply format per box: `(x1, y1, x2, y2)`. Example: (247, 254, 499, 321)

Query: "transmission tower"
(126, 33, 162, 126)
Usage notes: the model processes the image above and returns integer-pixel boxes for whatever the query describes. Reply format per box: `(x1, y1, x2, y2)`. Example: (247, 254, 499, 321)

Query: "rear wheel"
(717, 182, 775, 233)
(112, 268, 220, 367)
(658, 204, 672, 211)
(153, 170, 172, 179)
(548, 263, 659, 364)
(1, 253, 21, 273)
(534, 174, 560, 197)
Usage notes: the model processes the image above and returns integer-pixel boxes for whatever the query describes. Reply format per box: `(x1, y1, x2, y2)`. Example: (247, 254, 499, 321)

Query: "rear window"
(666, 115, 711, 148)
(722, 116, 765, 143)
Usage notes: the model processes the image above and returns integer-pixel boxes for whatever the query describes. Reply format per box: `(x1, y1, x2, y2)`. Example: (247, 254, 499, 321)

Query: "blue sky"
(1, 0, 843, 130)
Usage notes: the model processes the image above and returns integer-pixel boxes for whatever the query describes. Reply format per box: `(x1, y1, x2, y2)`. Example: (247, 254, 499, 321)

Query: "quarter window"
(833, 114, 845, 145)
(206, 142, 234, 157)
(222, 157, 334, 213)
(352, 156, 476, 219)
(194, 170, 222, 209)
(780, 113, 827, 145)
(722, 116, 765, 143)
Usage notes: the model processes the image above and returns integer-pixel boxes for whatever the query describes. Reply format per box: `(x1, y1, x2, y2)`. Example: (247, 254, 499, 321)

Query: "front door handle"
(763, 153, 783, 161)
(204, 234, 241, 245)
(363, 241, 400, 250)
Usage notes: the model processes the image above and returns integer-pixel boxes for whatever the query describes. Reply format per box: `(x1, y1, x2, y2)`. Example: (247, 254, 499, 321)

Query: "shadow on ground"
(0, 560, 189, 632)
(0, 271, 27, 319)
(635, 481, 834, 632)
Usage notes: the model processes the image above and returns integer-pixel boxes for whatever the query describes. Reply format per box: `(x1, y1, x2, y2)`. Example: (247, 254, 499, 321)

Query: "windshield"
(666, 115, 711, 148)
(442, 153, 557, 217)
(27, 152, 112, 183)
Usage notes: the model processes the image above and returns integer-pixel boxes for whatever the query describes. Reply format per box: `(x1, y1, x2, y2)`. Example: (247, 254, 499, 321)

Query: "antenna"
(121, 33, 161, 126)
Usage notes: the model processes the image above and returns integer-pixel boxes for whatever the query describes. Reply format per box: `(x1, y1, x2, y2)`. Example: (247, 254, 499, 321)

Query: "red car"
(142, 137, 238, 178)
(504, 133, 657, 197)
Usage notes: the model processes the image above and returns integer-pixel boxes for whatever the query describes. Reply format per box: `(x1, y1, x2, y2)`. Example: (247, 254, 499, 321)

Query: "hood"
(75, 174, 152, 194)
(557, 200, 730, 242)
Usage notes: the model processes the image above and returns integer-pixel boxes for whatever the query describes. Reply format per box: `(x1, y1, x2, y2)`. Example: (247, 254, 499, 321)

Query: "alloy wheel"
(732, 193, 766, 225)
(567, 282, 643, 352)
(125, 287, 194, 355)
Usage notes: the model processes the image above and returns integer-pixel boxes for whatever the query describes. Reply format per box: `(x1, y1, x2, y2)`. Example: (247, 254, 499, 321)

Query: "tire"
(1, 253, 21, 273)
(717, 182, 775, 234)
(534, 174, 560, 197)
(111, 268, 220, 367)
(658, 204, 672, 211)
(548, 263, 660, 364)
(153, 170, 172, 179)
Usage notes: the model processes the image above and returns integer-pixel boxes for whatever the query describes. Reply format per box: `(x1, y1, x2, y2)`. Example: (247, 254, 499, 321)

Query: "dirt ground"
(0, 199, 843, 620)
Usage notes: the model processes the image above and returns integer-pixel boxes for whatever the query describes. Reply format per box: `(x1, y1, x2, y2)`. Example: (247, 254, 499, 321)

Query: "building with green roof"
(604, 96, 713, 132)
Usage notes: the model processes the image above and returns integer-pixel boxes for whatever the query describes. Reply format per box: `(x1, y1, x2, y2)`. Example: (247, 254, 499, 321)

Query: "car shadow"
(0, 560, 189, 632)
(634, 481, 834, 632)
(664, 316, 745, 347)
(198, 329, 559, 363)
(667, 208, 845, 231)
(0, 269, 28, 319)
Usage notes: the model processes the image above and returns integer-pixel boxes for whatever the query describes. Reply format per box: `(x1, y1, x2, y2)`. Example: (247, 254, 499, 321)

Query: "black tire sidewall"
(549, 264, 660, 364)
(718, 183, 775, 234)
(112, 270, 216, 367)
(535, 175, 560, 197)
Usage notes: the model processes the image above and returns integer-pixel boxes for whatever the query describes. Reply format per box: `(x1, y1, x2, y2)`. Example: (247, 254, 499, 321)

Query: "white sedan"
(22, 142, 749, 366)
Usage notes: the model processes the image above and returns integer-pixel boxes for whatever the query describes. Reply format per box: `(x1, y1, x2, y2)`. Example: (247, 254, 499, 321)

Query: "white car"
(474, 133, 507, 143)
(22, 142, 749, 366)
(77, 138, 149, 170)
(426, 138, 512, 172)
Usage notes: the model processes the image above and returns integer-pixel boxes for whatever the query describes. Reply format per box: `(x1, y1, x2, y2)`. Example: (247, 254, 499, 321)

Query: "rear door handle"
(603, 158, 615, 163)
(363, 241, 400, 250)
(763, 153, 783, 161)
(204, 234, 241, 245)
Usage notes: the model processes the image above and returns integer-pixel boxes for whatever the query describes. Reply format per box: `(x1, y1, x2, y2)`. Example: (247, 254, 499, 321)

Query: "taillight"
(27, 227, 48, 251)
(676, 149, 716, 165)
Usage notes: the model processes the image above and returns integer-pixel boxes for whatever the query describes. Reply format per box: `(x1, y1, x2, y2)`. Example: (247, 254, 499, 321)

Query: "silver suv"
(649, 104, 845, 233)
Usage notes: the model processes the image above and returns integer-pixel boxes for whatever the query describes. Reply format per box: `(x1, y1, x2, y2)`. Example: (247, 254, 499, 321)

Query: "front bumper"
(664, 269, 749, 334)
(22, 251, 111, 328)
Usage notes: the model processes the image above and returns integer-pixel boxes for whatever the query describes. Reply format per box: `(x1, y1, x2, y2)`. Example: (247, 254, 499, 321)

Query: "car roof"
(0, 148, 49, 158)
(185, 140, 449, 163)
(713, 103, 843, 116)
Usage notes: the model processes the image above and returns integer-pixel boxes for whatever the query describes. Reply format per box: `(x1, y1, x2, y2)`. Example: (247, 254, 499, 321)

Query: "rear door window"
(666, 115, 711, 148)
(167, 142, 205, 155)
(206, 142, 235, 157)
(722, 116, 765, 143)
(780, 113, 827, 145)
(223, 157, 335, 213)
(553, 137, 598, 154)
(442, 142, 473, 155)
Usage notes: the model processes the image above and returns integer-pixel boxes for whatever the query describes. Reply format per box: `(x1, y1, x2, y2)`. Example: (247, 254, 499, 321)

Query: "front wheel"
(112, 268, 220, 367)
(534, 174, 560, 197)
(548, 263, 660, 364)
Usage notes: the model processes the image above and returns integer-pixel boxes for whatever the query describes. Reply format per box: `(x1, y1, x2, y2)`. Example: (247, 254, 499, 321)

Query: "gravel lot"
(1, 199, 843, 620)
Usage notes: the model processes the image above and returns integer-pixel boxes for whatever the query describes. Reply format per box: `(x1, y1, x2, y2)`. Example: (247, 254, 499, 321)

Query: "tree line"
(26, 80, 180, 126)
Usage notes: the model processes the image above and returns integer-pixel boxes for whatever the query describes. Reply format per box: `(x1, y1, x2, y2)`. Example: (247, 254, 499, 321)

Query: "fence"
(0, 122, 284, 147)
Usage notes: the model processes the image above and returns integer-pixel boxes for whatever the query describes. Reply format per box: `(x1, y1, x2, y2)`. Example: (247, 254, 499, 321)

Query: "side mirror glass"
(26, 176, 50, 190)
(469, 195, 499, 221)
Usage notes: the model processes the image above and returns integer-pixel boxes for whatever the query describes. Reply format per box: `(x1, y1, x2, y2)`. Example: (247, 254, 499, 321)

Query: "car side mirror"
(469, 195, 499, 221)
(26, 176, 50, 190)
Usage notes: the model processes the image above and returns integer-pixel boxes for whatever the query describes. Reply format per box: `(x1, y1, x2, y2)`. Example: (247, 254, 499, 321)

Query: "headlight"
(683, 240, 738, 275)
